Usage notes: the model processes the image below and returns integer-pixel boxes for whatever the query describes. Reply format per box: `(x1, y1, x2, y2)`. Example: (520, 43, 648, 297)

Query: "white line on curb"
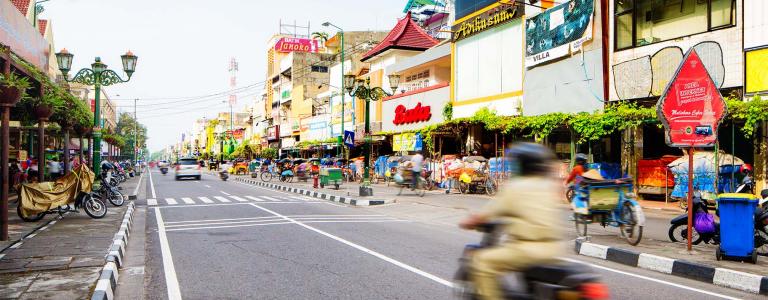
(132, 170, 145, 197)
(149, 167, 157, 199)
(155, 208, 182, 300)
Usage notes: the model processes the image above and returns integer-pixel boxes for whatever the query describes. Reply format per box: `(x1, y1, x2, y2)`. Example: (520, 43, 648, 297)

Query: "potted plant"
(0, 72, 31, 106)
(31, 89, 65, 120)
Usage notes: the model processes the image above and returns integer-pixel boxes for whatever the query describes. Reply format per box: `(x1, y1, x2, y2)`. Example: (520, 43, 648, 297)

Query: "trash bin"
(716, 193, 759, 263)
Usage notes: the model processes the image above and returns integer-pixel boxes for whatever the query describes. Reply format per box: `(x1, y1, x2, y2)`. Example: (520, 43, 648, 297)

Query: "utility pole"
(134, 98, 138, 163)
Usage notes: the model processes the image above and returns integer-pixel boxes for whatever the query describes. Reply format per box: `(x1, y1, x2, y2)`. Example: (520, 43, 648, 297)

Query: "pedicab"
(294, 159, 309, 182)
(456, 156, 498, 196)
(385, 155, 409, 186)
(277, 158, 294, 182)
(571, 177, 645, 245)
(393, 162, 426, 197)
(232, 161, 249, 175)
(17, 164, 107, 222)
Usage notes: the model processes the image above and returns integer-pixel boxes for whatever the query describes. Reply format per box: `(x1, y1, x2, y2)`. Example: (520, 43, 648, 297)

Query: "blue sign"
(344, 130, 355, 148)
(414, 133, 423, 151)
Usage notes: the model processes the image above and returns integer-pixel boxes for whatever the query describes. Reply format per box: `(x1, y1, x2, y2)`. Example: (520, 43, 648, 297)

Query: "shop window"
(614, 0, 736, 51)
(311, 66, 328, 73)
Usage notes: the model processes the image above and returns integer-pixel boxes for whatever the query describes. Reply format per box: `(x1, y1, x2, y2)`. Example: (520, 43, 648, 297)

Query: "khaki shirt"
(481, 176, 563, 242)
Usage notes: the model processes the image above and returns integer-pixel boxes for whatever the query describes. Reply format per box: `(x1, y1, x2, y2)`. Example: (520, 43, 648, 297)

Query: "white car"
(175, 158, 202, 180)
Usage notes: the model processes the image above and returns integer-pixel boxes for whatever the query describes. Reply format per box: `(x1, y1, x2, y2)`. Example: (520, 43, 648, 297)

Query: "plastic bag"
(459, 173, 472, 183)
(693, 211, 716, 234)
(394, 174, 403, 183)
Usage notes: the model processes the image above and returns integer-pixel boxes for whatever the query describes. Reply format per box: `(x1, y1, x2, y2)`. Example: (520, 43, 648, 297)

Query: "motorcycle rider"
(459, 143, 563, 300)
(564, 153, 588, 186)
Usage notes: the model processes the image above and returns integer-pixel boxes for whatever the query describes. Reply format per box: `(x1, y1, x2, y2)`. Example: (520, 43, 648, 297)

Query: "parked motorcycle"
(17, 165, 107, 221)
(668, 190, 768, 256)
(454, 222, 608, 300)
(93, 171, 125, 207)
(219, 170, 229, 181)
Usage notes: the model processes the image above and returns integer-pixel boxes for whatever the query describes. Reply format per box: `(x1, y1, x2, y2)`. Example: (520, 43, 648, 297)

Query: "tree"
(311, 31, 329, 44)
(115, 112, 148, 157)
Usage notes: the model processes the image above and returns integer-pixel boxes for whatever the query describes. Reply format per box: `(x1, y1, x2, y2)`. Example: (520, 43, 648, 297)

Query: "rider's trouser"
(470, 241, 562, 300)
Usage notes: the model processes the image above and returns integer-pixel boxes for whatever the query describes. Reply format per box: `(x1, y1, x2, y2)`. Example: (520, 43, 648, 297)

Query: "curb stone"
(91, 201, 136, 300)
(233, 177, 394, 206)
(574, 239, 768, 295)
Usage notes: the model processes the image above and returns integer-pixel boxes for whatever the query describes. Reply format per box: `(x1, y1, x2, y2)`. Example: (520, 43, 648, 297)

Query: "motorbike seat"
(523, 263, 592, 285)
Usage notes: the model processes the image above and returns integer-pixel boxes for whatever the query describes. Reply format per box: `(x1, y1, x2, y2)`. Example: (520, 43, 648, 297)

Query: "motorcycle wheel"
(668, 223, 703, 245)
(574, 213, 589, 237)
(16, 204, 45, 222)
(108, 190, 125, 206)
(83, 195, 107, 219)
(755, 226, 768, 256)
(620, 202, 643, 246)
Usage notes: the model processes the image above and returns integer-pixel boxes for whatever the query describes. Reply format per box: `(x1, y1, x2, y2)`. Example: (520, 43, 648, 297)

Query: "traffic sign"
(343, 130, 355, 148)
(657, 48, 727, 148)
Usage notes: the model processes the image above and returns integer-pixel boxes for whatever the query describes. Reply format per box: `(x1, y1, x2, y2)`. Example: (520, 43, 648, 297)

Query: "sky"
(41, 0, 406, 152)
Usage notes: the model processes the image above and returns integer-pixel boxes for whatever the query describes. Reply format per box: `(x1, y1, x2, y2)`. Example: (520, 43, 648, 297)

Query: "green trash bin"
(320, 168, 342, 190)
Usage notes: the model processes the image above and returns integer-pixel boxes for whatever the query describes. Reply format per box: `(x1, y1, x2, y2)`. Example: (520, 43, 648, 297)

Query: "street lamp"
(344, 74, 400, 196)
(214, 132, 227, 169)
(56, 49, 138, 176)
(322, 21, 346, 158)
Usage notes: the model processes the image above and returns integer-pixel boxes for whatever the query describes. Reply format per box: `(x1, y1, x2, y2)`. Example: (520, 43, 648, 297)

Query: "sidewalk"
(0, 174, 141, 299)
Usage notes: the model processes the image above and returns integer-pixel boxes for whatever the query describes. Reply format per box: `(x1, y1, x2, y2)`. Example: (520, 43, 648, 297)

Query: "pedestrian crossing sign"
(344, 130, 355, 148)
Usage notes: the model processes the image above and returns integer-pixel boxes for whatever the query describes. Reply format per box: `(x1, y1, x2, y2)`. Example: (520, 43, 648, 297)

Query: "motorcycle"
(454, 222, 608, 300)
(668, 190, 768, 256)
(92, 171, 125, 207)
(160, 167, 168, 175)
(219, 170, 229, 181)
(17, 165, 107, 221)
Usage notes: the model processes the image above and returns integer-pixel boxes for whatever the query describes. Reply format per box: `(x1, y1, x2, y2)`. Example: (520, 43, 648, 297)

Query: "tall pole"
(93, 73, 103, 175)
(63, 126, 70, 175)
(1, 48, 11, 240)
(37, 87, 46, 182)
(134, 98, 138, 164)
(340, 30, 345, 159)
(364, 98, 370, 186)
(687, 147, 694, 252)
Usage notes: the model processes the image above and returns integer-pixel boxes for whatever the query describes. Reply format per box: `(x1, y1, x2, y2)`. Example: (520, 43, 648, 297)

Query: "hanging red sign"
(657, 49, 727, 148)
(393, 102, 431, 125)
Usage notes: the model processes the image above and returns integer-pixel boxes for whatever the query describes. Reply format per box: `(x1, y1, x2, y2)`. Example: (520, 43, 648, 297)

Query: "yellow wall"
(368, 69, 384, 122)
(290, 85, 311, 135)
(746, 48, 768, 93)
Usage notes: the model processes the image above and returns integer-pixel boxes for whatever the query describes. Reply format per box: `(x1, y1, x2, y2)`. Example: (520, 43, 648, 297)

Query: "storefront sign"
(525, 0, 594, 67)
(452, 3, 522, 42)
(274, 37, 323, 53)
(657, 49, 727, 148)
(392, 133, 422, 152)
(393, 102, 431, 125)
(0, 0, 50, 71)
(266, 126, 279, 141)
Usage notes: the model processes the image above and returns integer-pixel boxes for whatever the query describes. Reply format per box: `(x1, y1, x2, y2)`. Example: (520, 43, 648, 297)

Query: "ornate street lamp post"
(214, 132, 227, 170)
(344, 74, 400, 196)
(55, 49, 137, 176)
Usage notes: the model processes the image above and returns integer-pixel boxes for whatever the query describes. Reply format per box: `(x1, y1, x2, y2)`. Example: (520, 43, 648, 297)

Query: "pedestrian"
(410, 151, 424, 190)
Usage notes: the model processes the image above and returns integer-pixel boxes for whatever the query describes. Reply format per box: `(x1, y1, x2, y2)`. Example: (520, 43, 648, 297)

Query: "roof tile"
(10, 0, 31, 15)
(37, 19, 48, 36)
(361, 12, 439, 62)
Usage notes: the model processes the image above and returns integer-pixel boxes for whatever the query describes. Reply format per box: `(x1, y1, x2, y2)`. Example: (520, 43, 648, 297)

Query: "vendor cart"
(320, 168, 343, 190)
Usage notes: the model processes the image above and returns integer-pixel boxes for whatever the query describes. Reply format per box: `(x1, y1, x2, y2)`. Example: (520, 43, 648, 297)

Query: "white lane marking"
(26, 233, 37, 239)
(301, 220, 410, 224)
(149, 167, 157, 199)
(147, 199, 158, 206)
(132, 169, 145, 197)
(0, 254, 5, 260)
(165, 221, 294, 232)
(165, 198, 178, 205)
(181, 197, 195, 204)
(166, 218, 284, 228)
(155, 202, 325, 209)
(248, 203, 454, 288)
(245, 196, 263, 202)
(261, 196, 280, 202)
(198, 197, 214, 204)
(221, 191, 232, 196)
(204, 185, 211, 188)
(561, 258, 741, 300)
(213, 196, 231, 203)
(155, 208, 183, 300)
(165, 216, 284, 225)
(229, 196, 248, 202)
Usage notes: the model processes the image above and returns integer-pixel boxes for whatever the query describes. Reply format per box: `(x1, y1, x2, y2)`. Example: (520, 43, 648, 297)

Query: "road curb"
(91, 201, 136, 300)
(574, 239, 768, 295)
(233, 177, 395, 206)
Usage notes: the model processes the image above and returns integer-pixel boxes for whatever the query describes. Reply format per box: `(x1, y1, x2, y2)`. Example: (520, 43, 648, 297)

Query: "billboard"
(525, 0, 594, 67)
(274, 38, 323, 53)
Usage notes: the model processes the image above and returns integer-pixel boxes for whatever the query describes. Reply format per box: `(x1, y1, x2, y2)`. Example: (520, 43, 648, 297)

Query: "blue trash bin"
(716, 193, 759, 263)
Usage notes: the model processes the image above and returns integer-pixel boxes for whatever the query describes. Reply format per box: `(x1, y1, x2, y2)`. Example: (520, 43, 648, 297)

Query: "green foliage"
(0, 72, 32, 91)
(725, 96, 768, 137)
(116, 112, 148, 154)
(259, 147, 278, 159)
(442, 102, 453, 121)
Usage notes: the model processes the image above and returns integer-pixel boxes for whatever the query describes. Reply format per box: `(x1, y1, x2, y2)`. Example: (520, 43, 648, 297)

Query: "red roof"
(11, 0, 31, 15)
(361, 12, 438, 62)
(37, 20, 48, 36)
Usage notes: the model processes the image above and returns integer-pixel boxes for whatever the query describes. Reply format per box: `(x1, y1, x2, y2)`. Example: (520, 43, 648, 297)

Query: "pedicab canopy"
(667, 151, 744, 200)
(17, 165, 94, 218)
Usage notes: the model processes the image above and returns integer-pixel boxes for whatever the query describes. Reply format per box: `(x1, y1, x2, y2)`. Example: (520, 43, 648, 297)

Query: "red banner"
(657, 49, 726, 148)
(393, 103, 432, 125)
(274, 38, 323, 53)
(90, 99, 95, 112)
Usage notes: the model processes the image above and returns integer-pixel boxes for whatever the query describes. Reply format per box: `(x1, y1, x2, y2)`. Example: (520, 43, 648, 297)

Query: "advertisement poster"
(274, 37, 324, 53)
(525, 0, 594, 67)
(392, 133, 422, 152)
(657, 49, 726, 148)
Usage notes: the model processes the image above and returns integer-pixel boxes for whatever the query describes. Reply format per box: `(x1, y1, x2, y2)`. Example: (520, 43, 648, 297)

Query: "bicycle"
(259, 165, 277, 182)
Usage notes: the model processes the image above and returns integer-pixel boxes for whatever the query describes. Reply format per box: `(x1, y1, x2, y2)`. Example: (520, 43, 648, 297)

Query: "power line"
(108, 80, 267, 103)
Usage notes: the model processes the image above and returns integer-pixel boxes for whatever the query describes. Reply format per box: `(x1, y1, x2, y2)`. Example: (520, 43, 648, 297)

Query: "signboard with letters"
(274, 37, 324, 53)
(393, 102, 432, 125)
(657, 49, 727, 148)
(525, 0, 594, 67)
(452, 3, 522, 42)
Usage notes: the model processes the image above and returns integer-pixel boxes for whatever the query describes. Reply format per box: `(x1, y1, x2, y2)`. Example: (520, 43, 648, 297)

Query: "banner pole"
(687, 147, 694, 252)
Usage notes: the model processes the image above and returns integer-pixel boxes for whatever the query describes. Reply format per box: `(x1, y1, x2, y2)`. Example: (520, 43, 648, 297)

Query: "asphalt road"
(128, 168, 760, 300)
